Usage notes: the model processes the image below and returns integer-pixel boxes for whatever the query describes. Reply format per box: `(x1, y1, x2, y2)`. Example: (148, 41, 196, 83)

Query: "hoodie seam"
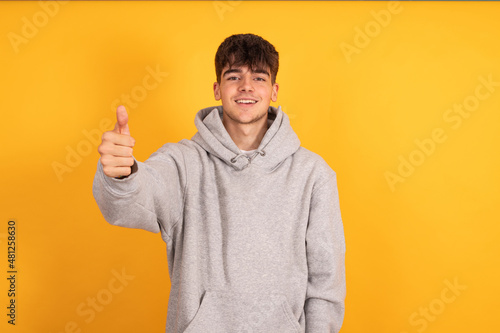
(311, 164, 337, 197)
(311, 177, 331, 197)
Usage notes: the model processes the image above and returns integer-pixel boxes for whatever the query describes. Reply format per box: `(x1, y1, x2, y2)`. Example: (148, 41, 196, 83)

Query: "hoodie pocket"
(183, 290, 301, 333)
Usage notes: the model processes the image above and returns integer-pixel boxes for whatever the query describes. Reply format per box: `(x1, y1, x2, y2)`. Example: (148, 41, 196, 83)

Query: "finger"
(102, 166, 132, 178)
(100, 156, 135, 168)
(99, 145, 134, 158)
(102, 131, 135, 147)
(115, 105, 130, 135)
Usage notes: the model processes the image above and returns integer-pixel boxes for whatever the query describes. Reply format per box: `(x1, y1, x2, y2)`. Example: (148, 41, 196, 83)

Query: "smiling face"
(213, 64, 279, 126)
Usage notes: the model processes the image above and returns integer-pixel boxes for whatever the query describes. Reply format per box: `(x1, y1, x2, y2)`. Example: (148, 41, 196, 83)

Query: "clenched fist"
(98, 105, 136, 178)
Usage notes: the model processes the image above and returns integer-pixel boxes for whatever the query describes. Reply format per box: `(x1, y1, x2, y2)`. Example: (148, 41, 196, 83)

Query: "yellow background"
(1, 1, 499, 332)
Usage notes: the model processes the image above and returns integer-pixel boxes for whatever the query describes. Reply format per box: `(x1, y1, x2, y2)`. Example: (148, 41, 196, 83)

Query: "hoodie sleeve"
(305, 168, 346, 332)
(92, 143, 186, 239)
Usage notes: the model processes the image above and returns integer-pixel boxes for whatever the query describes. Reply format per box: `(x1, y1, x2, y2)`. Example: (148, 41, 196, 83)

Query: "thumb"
(114, 105, 130, 135)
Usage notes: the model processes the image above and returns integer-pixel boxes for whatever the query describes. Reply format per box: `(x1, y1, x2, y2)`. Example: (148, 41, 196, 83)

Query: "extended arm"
(92, 106, 185, 237)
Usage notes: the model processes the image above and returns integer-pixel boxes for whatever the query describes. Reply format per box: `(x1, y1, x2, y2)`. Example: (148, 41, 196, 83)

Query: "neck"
(222, 116, 268, 151)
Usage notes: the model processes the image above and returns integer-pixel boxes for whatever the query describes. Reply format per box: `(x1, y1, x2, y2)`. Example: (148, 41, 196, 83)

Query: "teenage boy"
(93, 33, 346, 332)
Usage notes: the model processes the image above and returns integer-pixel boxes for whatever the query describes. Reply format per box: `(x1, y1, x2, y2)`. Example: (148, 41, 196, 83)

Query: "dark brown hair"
(215, 33, 279, 84)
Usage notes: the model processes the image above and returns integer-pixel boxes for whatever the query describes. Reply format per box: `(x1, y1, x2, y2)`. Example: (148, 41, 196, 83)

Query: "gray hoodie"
(93, 105, 346, 333)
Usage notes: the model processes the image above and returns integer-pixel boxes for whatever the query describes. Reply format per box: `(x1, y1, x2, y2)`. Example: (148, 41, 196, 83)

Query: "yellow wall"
(1, 1, 499, 332)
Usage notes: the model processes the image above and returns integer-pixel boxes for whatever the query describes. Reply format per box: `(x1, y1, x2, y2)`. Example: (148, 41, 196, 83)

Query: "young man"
(93, 34, 346, 332)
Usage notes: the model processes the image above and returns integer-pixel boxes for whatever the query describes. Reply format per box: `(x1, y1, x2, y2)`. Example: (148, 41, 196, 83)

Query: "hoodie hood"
(191, 105, 301, 171)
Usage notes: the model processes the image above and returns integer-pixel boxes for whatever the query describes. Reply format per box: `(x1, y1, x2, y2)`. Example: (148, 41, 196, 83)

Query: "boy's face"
(213, 64, 278, 126)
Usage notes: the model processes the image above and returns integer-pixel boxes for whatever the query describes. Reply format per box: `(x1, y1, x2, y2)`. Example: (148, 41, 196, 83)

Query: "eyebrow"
(223, 68, 270, 78)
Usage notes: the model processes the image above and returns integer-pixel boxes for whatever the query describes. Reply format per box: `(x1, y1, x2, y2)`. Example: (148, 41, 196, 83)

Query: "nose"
(238, 75, 254, 92)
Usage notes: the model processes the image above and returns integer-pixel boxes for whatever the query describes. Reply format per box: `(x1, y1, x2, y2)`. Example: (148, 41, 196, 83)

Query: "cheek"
(221, 86, 234, 99)
(261, 87, 273, 99)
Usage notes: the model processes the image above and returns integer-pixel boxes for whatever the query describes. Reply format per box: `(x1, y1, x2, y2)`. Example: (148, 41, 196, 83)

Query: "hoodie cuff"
(97, 158, 140, 196)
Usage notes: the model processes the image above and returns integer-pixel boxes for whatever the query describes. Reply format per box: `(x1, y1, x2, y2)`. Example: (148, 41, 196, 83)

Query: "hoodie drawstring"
(230, 149, 266, 164)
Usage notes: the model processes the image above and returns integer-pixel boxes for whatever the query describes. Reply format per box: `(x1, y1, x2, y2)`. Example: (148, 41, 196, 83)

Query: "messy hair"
(215, 33, 279, 84)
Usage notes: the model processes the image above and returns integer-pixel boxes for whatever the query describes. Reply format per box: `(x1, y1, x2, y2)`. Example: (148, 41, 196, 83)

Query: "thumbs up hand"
(98, 106, 136, 178)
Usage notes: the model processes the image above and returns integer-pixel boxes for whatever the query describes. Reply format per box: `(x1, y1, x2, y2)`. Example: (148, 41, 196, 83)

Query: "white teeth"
(236, 100, 256, 104)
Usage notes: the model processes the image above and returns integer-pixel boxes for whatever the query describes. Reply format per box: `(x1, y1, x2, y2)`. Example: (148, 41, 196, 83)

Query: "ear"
(213, 82, 221, 100)
(271, 83, 279, 102)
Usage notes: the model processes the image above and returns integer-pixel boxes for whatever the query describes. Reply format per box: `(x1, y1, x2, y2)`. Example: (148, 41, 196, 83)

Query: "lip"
(236, 103, 256, 109)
